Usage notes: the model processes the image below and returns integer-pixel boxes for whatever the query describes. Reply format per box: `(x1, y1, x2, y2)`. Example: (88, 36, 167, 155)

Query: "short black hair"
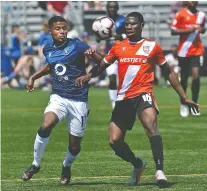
(107, 1, 119, 10)
(126, 12, 144, 25)
(48, 16, 67, 28)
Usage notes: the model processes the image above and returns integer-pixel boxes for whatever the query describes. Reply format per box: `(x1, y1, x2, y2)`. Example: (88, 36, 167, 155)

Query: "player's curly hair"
(48, 16, 67, 28)
(126, 12, 145, 26)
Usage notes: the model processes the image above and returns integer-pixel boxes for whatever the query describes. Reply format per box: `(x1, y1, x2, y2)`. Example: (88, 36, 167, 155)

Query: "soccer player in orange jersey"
(76, 12, 199, 187)
(171, 1, 205, 117)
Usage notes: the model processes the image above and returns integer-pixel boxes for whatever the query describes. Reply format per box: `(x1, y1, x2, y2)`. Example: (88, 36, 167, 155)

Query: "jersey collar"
(53, 38, 68, 48)
(128, 38, 144, 45)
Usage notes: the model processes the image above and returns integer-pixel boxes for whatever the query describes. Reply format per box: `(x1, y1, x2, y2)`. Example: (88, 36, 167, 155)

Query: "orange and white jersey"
(104, 38, 166, 101)
(171, 8, 205, 57)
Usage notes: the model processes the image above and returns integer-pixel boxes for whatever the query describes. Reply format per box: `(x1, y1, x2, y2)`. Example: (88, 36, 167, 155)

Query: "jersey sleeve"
(42, 45, 50, 64)
(171, 11, 182, 30)
(38, 34, 44, 46)
(155, 43, 166, 66)
(103, 41, 119, 64)
(76, 38, 90, 53)
(199, 12, 206, 26)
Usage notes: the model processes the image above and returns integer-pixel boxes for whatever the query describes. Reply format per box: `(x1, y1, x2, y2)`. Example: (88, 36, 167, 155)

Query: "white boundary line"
(1, 174, 207, 182)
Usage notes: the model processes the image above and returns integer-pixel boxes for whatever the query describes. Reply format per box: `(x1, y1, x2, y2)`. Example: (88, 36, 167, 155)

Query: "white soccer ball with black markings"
(92, 16, 116, 40)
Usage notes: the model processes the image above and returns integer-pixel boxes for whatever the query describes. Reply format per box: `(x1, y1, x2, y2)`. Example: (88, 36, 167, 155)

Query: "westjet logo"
(120, 58, 147, 64)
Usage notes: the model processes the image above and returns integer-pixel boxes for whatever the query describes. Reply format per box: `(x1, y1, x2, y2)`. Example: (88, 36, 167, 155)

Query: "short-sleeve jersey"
(171, 8, 205, 57)
(38, 32, 53, 47)
(104, 38, 166, 100)
(105, 15, 125, 53)
(11, 33, 21, 59)
(43, 38, 90, 101)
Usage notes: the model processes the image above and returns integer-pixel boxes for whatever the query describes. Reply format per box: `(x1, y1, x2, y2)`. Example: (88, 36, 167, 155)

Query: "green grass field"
(1, 79, 207, 191)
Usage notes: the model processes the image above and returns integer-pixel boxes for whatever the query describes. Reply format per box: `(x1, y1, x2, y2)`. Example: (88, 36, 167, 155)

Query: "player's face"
(50, 22, 68, 45)
(107, 2, 118, 17)
(125, 17, 143, 39)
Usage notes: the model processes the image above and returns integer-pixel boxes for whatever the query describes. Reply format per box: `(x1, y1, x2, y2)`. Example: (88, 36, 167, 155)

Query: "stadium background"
(1, 1, 207, 75)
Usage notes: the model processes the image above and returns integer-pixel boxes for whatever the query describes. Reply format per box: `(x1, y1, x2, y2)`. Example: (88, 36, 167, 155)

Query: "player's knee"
(143, 118, 158, 136)
(109, 133, 122, 145)
(109, 138, 123, 148)
(37, 127, 51, 138)
(41, 119, 55, 129)
(69, 145, 81, 155)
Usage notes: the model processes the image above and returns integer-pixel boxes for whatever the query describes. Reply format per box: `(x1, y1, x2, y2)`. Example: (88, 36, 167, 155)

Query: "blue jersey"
(10, 33, 21, 59)
(38, 32, 53, 47)
(43, 38, 90, 101)
(106, 15, 125, 53)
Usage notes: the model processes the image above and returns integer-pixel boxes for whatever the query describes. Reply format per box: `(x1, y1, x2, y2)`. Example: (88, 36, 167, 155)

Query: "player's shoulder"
(113, 40, 125, 47)
(197, 9, 205, 16)
(143, 38, 163, 52)
(43, 43, 51, 51)
(143, 38, 158, 45)
(176, 8, 187, 16)
(42, 43, 53, 55)
(69, 37, 86, 45)
(118, 15, 125, 20)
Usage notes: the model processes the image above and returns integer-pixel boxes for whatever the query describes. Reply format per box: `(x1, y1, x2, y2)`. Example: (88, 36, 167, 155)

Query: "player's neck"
(109, 14, 118, 21)
(188, 7, 197, 14)
(54, 39, 67, 48)
(128, 36, 143, 43)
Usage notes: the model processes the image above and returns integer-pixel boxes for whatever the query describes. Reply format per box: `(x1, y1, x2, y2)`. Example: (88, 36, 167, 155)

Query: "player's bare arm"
(171, 27, 198, 35)
(160, 62, 200, 113)
(75, 56, 109, 87)
(26, 63, 51, 92)
(197, 23, 206, 34)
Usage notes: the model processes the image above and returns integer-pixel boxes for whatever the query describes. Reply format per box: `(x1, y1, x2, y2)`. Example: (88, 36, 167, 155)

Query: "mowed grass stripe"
(3, 104, 207, 112)
(2, 174, 207, 182)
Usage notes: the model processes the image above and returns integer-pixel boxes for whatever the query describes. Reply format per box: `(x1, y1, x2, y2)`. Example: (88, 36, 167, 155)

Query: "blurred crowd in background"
(1, 1, 206, 90)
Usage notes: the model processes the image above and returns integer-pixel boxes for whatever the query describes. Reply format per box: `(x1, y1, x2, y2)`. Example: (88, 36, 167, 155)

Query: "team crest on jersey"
(64, 46, 73, 55)
(143, 45, 150, 54)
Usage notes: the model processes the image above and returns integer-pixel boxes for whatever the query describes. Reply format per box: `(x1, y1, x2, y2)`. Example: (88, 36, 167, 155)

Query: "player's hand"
(183, 98, 200, 115)
(26, 77, 36, 92)
(84, 48, 96, 59)
(75, 73, 92, 87)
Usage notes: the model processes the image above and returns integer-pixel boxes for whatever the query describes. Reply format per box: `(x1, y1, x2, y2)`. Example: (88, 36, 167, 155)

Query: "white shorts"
(106, 60, 118, 76)
(44, 94, 89, 137)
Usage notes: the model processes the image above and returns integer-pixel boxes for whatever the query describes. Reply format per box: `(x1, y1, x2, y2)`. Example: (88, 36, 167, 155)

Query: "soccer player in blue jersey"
(21, 16, 91, 185)
(105, 1, 126, 108)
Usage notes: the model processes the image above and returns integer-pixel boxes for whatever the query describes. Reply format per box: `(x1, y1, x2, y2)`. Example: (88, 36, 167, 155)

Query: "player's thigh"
(190, 56, 201, 79)
(178, 57, 191, 77)
(111, 99, 137, 131)
(136, 93, 159, 135)
(106, 61, 118, 76)
(67, 100, 89, 137)
(139, 108, 159, 136)
(42, 112, 59, 129)
(44, 94, 69, 124)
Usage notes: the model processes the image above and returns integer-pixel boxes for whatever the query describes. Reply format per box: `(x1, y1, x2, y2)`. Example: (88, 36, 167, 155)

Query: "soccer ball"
(92, 16, 116, 40)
